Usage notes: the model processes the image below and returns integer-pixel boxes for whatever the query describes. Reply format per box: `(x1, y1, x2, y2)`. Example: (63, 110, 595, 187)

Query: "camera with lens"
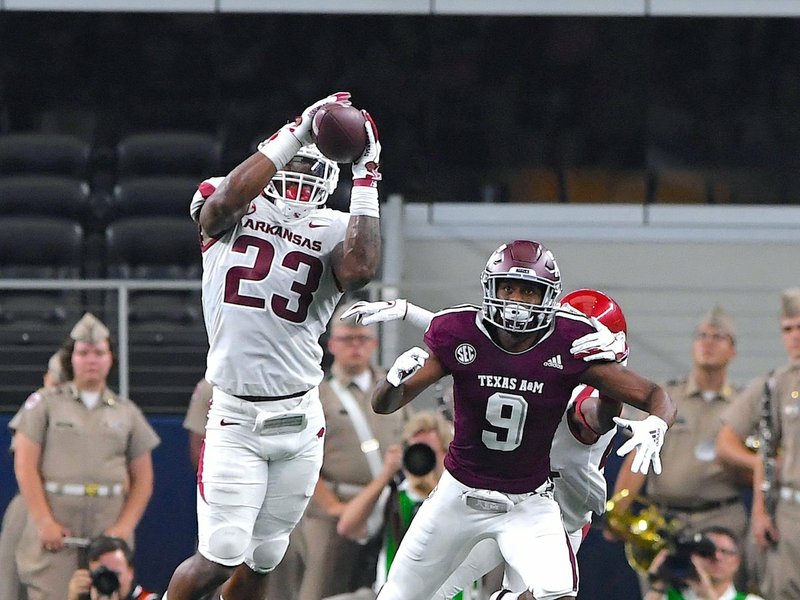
(90, 565, 121, 596)
(650, 530, 717, 590)
(402, 442, 437, 477)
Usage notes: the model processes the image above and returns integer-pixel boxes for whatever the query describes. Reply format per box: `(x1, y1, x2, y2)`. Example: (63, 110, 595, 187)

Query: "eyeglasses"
(714, 547, 739, 557)
(694, 332, 732, 342)
(331, 334, 375, 345)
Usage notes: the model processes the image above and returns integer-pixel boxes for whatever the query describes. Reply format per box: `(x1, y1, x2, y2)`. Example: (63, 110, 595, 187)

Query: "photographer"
(67, 536, 159, 600)
(333, 411, 453, 599)
(645, 527, 764, 600)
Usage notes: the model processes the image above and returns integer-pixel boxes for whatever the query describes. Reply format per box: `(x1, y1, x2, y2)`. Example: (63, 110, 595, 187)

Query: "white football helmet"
(264, 144, 340, 220)
(481, 240, 562, 333)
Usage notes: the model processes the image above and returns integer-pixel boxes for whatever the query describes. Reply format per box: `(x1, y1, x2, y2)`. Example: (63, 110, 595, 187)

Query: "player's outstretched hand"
(258, 92, 351, 170)
(614, 415, 668, 475)
(570, 317, 629, 363)
(341, 300, 408, 326)
(387, 347, 429, 387)
(341, 299, 434, 329)
(352, 111, 381, 187)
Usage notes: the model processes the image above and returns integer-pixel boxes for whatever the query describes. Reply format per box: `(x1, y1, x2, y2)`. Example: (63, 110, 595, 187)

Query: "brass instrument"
(605, 489, 681, 573)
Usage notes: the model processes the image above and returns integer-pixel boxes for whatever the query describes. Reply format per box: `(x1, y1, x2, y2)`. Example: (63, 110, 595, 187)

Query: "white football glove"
(351, 111, 382, 185)
(386, 347, 429, 387)
(613, 415, 668, 475)
(258, 92, 352, 169)
(570, 317, 629, 363)
(349, 111, 382, 218)
(341, 299, 407, 326)
(340, 299, 434, 330)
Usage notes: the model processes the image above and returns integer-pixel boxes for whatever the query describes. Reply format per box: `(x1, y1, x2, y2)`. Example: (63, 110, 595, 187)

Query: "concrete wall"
(378, 200, 799, 391)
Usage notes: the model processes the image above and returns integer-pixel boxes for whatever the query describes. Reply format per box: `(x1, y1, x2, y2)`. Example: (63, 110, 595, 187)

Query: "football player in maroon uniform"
(369, 240, 676, 600)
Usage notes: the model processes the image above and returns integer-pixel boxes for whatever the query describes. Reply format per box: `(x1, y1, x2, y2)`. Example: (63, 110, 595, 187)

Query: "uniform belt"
(779, 487, 800, 504)
(236, 389, 310, 402)
(659, 496, 740, 514)
(45, 481, 124, 497)
(330, 482, 366, 497)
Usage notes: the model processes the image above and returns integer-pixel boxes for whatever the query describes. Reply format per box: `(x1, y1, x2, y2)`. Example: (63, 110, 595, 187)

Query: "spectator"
(270, 308, 409, 600)
(610, 306, 747, 593)
(12, 312, 160, 600)
(67, 535, 159, 600)
(0, 350, 70, 600)
(332, 411, 453, 600)
(645, 526, 764, 600)
(749, 289, 800, 599)
(715, 289, 800, 597)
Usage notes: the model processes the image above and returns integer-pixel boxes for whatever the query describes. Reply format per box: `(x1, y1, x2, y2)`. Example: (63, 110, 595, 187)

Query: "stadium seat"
(115, 132, 221, 180)
(108, 176, 199, 220)
(0, 133, 91, 178)
(505, 166, 561, 202)
(0, 175, 91, 220)
(564, 168, 649, 204)
(652, 169, 711, 204)
(104, 216, 205, 410)
(104, 216, 202, 326)
(0, 217, 85, 338)
(707, 168, 786, 204)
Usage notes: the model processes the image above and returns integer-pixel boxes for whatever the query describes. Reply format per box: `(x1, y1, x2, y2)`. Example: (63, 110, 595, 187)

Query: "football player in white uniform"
(163, 92, 382, 600)
(341, 288, 633, 600)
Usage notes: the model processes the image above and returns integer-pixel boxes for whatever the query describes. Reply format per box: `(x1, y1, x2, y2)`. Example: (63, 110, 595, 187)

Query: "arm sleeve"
(189, 177, 225, 221)
(127, 405, 161, 461)
(10, 392, 49, 445)
(720, 377, 764, 439)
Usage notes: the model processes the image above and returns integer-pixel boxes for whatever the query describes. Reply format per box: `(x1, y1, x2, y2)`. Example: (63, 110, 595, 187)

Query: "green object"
(384, 485, 464, 600)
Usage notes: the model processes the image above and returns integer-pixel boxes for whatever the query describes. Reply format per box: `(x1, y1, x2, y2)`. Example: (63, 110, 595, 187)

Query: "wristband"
(349, 186, 380, 218)
(405, 303, 434, 330)
(257, 128, 301, 171)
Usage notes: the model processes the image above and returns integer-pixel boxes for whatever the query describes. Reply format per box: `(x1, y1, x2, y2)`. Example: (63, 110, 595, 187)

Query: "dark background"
(1, 13, 799, 204)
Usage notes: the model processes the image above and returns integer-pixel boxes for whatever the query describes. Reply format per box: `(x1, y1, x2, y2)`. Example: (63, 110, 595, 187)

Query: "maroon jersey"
(424, 305, 596, 493)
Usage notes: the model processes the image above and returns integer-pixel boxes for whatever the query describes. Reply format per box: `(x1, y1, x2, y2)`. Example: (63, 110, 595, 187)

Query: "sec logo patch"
(455, 343, 476, 365)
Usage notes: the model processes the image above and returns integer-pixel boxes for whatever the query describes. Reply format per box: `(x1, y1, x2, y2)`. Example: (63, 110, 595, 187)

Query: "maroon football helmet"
(481, 240, 562, 333)
(560, 288, 627, 335)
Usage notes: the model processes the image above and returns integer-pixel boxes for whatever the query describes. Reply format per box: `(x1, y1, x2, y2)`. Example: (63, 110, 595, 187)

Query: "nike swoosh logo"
(308, 223, 329, 228)
(220, 419, 240, 426)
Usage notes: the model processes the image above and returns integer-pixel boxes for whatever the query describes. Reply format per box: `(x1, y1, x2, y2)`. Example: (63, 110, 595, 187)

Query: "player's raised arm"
(331, 112, 382, 291)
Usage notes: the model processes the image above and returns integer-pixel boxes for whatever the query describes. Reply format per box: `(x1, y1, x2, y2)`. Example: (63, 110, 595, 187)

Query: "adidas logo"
(543, 355, 563, 370)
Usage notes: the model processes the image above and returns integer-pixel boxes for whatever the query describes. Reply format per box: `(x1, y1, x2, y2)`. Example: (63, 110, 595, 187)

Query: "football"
(312, 104, 367, 163)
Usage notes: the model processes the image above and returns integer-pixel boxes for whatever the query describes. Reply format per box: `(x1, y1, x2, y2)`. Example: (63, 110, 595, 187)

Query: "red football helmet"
(559, 288, 627, 335)
(481, 240, 562, 333)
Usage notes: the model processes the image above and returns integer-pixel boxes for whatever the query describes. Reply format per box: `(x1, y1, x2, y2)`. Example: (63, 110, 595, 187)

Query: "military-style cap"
(697, 305, 736, 343)
(70, 312, 110, 343)
(780, 288, 800, 319)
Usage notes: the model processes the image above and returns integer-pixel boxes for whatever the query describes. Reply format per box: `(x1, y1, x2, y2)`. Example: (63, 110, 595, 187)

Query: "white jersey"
(191, 178, 349, 397)
(550, 384, 617, 532)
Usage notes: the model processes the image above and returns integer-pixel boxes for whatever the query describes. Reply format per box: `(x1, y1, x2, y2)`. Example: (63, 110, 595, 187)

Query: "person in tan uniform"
(610, 306, 747, 589)
(717, 289, 800, 599)
(11, 312, 161, 600)
(183, 378, 213, 470)
(1, 349, 70, 600)
(269, 308, 410, 600)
